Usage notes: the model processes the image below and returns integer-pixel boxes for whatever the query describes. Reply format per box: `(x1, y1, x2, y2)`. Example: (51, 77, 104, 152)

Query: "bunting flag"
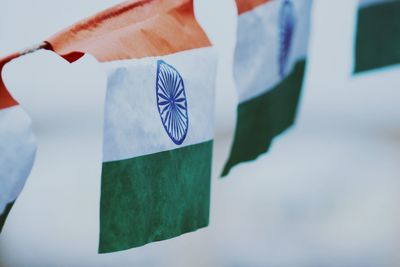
(222, 0, 313, 176)
(0, 54, 36, 233)
(354, 0, 400, 73)
(44, 0, 216, 253)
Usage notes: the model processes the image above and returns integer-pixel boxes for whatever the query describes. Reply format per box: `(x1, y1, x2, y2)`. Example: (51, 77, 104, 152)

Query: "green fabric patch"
(0, 202, 15, 233)
(222, 61, 306, 177)
(355, 1, 400, 73)
(99, 140, 213, 253)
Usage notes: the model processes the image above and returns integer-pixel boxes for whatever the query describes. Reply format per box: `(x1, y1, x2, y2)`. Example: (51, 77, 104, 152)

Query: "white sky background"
(1, 0, 400, 266)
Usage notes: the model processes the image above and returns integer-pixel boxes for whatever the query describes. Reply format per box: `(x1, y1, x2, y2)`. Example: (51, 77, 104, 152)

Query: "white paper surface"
(0, 106, 36, 214)
(102, 47, 217, 162)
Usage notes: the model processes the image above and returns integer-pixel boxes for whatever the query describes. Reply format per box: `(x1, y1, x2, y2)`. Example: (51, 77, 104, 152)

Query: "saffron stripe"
(236, 0, 271, 15)
(46, 0, 211, 62)
(0, 53, 20, 109)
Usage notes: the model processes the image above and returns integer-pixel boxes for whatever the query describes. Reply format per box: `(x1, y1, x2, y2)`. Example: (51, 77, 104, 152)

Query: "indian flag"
(45, 0, 217, 253)
(354, 0, 400, 73)
(222, 0, 313, 176)
(0, 54, 36, 233)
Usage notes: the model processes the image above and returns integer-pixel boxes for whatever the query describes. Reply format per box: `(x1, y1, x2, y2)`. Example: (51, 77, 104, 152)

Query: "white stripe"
(102, 47, 217, 162)
(359, 0, 395, 8)
(234, 0, 312, 103)
(0, 106, 36, 214)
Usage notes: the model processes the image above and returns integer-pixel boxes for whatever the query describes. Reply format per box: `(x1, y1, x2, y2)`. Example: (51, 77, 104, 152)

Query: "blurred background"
(1, 0, 400, 266)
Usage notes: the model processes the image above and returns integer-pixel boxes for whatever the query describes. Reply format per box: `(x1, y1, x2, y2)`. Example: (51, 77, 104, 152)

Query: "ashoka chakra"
(156, 60, 189, 145)
(279, 0, 295, 78)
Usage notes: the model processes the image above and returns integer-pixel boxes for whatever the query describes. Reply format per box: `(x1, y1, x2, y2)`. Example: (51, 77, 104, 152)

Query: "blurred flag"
(354, 0, 400, 73)
(222, 0, 313, 176)
(0, 54, 36, 233)
(45, 0, 216, 253)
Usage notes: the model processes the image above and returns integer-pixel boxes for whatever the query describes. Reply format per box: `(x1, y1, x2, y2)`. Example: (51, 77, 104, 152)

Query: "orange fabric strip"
(46, 0, 211, 62)
(0, 53, 20, 109)
(236, 0, 271, 15)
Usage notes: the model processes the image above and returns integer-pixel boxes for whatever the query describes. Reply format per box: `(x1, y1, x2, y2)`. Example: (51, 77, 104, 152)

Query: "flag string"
(19, 42, 47, 56)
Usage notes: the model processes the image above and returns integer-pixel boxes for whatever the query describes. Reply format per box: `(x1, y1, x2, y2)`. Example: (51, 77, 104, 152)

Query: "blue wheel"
(279, 0, 295, 78)
(156, 60, 189, 145)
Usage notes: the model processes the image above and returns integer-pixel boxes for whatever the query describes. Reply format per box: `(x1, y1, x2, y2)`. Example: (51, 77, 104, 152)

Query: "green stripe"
(222, 60, 306, 177)
(99, 140, 212, 253)
(354, 1, 400, 73)
(0, 202, 15, 233)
